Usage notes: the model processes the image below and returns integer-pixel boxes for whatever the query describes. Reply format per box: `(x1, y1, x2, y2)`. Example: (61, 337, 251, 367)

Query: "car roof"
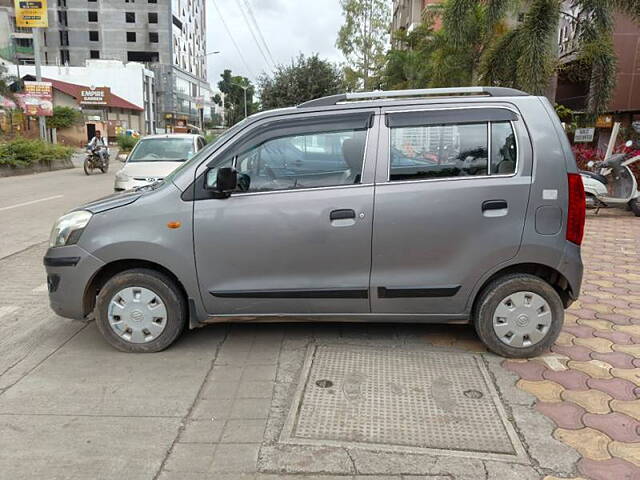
(236, 87, 533, 127)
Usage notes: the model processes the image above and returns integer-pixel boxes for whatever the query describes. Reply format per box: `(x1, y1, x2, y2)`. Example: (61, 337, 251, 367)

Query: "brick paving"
(503, 209, 640, 480)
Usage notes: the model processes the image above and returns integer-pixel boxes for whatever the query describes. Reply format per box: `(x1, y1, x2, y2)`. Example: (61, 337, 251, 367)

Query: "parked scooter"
(580, 140, 640, 216)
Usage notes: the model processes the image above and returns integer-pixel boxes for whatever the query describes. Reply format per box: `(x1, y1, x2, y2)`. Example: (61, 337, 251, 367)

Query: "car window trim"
(384, 118, 520, 185)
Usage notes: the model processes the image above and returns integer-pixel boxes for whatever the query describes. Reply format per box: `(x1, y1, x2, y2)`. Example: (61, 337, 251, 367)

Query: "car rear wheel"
(95, 268, 187, 353)
(474, 273, 564, 358)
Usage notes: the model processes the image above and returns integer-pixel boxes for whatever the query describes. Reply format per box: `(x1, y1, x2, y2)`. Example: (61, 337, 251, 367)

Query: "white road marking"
(0, 195, 64, 212)
(32, 283, 48, 293)
(0, 306, 20, 319)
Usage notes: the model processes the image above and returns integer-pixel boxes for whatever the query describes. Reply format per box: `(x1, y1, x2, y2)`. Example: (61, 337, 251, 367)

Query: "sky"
(205, 0, 346, 89)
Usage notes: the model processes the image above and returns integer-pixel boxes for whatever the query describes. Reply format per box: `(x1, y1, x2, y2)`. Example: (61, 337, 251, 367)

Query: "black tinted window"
(390, 123, 488, 181)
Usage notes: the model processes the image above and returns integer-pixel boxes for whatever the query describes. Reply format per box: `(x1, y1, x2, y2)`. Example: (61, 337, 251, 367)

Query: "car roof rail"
(297, 86, 529, 108)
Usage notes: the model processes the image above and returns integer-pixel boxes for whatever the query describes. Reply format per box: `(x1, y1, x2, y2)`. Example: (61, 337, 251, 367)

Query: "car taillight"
(567, 173, 586, 245)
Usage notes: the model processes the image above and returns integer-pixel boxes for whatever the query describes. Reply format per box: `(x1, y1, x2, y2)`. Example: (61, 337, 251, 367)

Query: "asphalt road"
(0, 156, 117, 260)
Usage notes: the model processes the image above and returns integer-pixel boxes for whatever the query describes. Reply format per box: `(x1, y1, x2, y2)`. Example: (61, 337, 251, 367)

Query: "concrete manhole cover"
(280, 344, 527, 462)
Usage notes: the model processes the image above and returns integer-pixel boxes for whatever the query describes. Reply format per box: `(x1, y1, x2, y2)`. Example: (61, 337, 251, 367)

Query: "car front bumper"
(44, 245, 105, 320)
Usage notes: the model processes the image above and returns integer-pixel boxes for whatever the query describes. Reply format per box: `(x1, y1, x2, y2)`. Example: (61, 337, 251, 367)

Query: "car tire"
(630, 198, 640, 217)
(95, 268, 187, 353)
(473, 273, 564, 358)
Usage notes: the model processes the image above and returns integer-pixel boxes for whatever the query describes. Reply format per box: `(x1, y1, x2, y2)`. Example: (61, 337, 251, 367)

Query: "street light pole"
(196, 50, 220, 132)
(231, 83, 249, 119)
(32, 28, 46, 141)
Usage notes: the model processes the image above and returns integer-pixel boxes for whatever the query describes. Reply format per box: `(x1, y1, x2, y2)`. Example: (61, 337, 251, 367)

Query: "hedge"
(0, 138, 75, 167)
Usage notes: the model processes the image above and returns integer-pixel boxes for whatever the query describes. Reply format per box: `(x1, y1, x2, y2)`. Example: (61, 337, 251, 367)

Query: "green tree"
(46, 106, 82, 129)
(217, 69, 256, 126)
(258, 54, 343, 109)
(336, 0, 390, 90)
(441, 0, 640, 115)
(0, 64, 16, 100)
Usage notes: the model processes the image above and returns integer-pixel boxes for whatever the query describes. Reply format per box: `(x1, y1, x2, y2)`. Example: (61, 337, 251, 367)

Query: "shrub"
(46, 106, 82, 129)
(0, 138, 74, 167)
(116, 134, 139, 152)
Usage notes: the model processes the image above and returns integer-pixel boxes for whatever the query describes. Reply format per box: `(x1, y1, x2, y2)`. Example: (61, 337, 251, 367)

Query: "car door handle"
(330, 209, 356, 220)
(482, 200, 508, 211)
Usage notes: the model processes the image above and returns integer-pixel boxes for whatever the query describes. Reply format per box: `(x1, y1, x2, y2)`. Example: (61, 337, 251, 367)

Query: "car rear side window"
(387, 108, 518, 182)
(210, 128, 368, 193)
(390, 123, 488, 180)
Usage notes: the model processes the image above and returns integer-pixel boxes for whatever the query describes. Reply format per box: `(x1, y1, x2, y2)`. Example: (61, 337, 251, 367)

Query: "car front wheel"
(95, 268, 187, 353)
(474, 273, 564, 358)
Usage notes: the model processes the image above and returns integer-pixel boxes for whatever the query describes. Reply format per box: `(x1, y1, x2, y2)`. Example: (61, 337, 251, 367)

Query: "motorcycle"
(84, 145, 110, 175)
(580, 140, 640, 217)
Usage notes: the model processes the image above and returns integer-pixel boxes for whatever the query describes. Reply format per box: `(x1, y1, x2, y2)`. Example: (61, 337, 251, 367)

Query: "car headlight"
(49, 210, 93, 248)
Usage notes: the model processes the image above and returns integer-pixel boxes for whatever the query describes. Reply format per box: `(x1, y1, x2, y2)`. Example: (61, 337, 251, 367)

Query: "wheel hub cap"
(107, 286, 167, 344)
(492, 291, 552, 348)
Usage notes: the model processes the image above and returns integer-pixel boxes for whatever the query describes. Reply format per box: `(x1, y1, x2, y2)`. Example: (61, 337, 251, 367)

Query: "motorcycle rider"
(88, 130, 109, 167)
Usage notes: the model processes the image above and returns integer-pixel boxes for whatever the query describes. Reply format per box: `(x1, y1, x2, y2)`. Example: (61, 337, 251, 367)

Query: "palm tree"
(440, 0, 640, 115)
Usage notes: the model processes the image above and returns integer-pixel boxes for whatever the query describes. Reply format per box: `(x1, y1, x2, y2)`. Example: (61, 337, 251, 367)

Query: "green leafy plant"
(46, 106, 82, 129)
(116, 134, 139, 152)
(258, 54, 343, 109)
(0, 138, 74, 167)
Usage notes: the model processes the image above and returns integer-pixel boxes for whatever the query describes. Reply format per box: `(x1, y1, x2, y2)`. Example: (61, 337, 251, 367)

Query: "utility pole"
(32, 28, 47, 141)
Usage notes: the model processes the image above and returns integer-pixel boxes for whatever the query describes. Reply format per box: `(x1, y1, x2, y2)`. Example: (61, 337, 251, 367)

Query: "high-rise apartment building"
(1, 0, 212, 132)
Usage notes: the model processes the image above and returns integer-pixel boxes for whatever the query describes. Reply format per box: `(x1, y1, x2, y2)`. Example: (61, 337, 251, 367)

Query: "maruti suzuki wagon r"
(44, 87, 585, 357)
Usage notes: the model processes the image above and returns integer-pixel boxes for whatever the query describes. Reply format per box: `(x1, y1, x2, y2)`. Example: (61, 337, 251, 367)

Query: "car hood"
(78, 190, 143, 214)
(121, 161, 184, 179)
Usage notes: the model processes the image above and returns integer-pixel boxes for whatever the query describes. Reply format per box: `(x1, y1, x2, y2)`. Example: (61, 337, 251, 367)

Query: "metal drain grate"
(281, 344, 527, 462)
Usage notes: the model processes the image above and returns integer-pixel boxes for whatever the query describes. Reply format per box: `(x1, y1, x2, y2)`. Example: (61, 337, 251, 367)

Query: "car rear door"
(192, 110, 379, 316)
(370, 104, 533, 316)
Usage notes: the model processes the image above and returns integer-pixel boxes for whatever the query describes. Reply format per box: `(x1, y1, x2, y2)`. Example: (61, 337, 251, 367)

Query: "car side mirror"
(206, 167, 237, 197)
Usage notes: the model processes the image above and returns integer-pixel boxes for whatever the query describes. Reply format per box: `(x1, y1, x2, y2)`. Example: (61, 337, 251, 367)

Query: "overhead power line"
(211, 0, 255, 78)
(242, 0, 276, 67)
(234, 0, 273, 71)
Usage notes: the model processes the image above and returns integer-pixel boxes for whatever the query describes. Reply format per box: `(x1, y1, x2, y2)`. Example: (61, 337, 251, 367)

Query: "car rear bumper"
(44, 245, 105, 320)
(558, 242, 583, 303)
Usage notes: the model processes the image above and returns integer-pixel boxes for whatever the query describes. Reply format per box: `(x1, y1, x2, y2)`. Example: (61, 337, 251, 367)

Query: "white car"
(114, 134, 206, 191)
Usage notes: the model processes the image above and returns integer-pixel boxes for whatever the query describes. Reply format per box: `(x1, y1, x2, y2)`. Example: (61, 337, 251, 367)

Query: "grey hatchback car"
(44, 87, 585, 357)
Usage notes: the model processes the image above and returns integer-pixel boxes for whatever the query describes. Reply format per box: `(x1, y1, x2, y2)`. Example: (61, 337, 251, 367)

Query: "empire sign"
(80, 86, 110, 106)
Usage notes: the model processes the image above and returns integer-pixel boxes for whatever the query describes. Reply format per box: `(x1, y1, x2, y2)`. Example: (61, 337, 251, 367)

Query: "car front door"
(193, 111, 378, 316)
(370, 105, 532, 316)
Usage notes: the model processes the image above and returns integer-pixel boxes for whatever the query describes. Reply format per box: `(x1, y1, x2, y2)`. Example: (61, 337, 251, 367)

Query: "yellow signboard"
(14, 0, 48, 28)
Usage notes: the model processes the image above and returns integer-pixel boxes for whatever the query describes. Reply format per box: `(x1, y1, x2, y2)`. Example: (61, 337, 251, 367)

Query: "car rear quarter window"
(491, 122, 517, 175)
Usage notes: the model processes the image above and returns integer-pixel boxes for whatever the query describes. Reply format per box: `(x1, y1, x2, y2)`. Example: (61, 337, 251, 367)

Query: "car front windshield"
(128, 138, 195, 162)
(163, 119, 250, 184)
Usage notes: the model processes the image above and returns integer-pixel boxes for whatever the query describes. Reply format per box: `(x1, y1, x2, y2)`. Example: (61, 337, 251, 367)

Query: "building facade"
(7, 60, 156, 134)
(1, 0, 213, 132)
